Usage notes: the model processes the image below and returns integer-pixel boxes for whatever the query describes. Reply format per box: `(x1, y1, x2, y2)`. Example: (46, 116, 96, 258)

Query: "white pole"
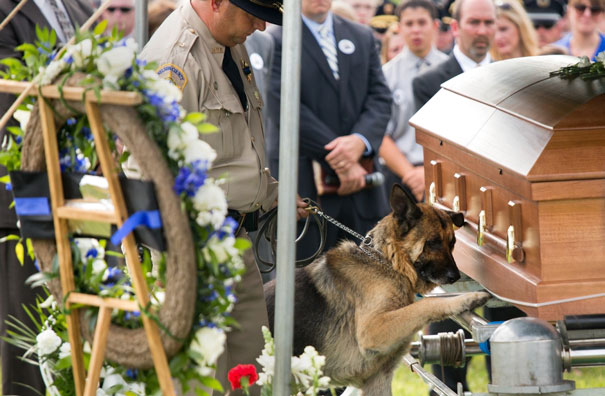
(135, 0, 148, 48)
(273, 0, 302, 393)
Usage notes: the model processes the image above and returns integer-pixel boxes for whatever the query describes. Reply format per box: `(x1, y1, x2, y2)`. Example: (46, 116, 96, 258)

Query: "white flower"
(182, 139, 217, 166)
(291, 356, 313, 389)
(203, 235, 239, 263)
(153, 290, 165, 305)
(146, 76, 182, 102)
(74, 238, 105, 263)
(38, 59, 67, 85)
(92, 259, 108, 276)
(102, 74, 120, 90)
(577, 56, 591, 68)
(122, 37, 139, 52)
(58, 342, 71, 360)
(126, 382, 145, 395)
(189, 327, 226, 372)
(13, 109, 30, 130)
(67, 38, 93, 68)
(167, 122, 204, 160)
(597, 51, 605, 64)
(102, 368, 127, 391)
(36, 329, 62, 356)
(96, 46, 135, 78)
(255, 354, 275, 385)
(96, 389, 108, 396)
(39, 295, 55, 309)
(192, 182, 227, 228)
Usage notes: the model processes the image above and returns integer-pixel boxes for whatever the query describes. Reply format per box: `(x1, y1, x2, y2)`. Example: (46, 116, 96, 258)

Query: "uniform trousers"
(0, 229, 46, 396)
(214, 229, 269, 396)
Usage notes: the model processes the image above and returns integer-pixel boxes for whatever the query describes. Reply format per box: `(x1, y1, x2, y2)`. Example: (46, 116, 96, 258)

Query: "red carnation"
(228, 364, 258, 393)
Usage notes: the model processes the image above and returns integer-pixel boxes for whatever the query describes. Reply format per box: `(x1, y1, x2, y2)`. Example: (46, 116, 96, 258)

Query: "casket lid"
(410, 55, 605, 181)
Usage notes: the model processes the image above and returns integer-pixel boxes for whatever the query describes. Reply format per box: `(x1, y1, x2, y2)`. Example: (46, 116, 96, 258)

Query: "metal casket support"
(488, 317, 575, 394)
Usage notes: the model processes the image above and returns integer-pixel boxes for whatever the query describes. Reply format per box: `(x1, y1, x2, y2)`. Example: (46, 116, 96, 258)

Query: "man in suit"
(266, 0, 392, 257)
(411, 0, 496, 393)
(0, 1, 93, 395)
(412, 0, 496, 109)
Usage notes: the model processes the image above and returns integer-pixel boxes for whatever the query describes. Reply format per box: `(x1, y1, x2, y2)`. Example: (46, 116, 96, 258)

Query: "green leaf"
(194, 389, 210, 396)
(0, 234, 20, 243)
(169, 352, 188, 373)
(54, 356, 73, 371)
(184, 112, 206, 123)
(26, 238, 35, 260)
(15, 43, 37, 55)
(15, 242, 24, 265)
(233, 238, 251, 251)
(197, 123, 219, 134)
(7, 126, 24, 136)
(94, 20, 108, 36)
(199, 376, 223, 392)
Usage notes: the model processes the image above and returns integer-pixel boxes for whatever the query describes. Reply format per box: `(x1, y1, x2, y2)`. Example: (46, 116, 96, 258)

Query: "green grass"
(1, 354, 604, 395)
(392, 357, 605, 395)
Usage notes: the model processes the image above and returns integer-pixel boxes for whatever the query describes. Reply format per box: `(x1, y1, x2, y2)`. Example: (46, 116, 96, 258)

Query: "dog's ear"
(446, 210, 465, 227)
(390, 184, 422, 233)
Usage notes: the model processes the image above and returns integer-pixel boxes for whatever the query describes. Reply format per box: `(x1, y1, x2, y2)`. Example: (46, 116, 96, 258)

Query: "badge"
(156, 63, 188, 91)
(338, 39, 355, 55)
(393, 89, 405, 105)
(250, 53, 264, 70)
(241, 59, 252, 82)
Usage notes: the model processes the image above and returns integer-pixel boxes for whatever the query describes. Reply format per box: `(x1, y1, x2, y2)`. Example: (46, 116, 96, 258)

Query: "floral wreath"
(2, 23, 246, 395)
(1, 23, 333, 396)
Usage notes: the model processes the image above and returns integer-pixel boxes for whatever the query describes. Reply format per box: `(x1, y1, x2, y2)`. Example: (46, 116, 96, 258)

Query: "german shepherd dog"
(264, 184, 490, 395)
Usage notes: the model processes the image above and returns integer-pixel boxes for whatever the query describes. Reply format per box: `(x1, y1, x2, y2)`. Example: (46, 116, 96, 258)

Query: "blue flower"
(125, 310, 141, 321)
(85, 248, 98, 258)
(81, 126, 93, 141)
(104, 266, 123, 283)
(126, 368, 139, 380)
(34, 259, 40, 271)
(202, 290, 219, 302)
(173, 161, 208, 197)
(66, 118, 76, 126)
(124, 66, 133, 79)
(198, 320, 217, 328)
(5, 183, 12, 191)
(14, 135, 22, 144)
(136, 59, 147, 67)
(64, 55, 74, 65)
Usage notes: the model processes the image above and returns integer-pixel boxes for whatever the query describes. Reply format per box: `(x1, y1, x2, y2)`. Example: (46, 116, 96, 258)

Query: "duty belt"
(228, 209, 259, 233)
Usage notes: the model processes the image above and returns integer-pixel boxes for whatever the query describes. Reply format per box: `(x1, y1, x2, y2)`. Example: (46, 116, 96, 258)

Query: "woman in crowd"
(380, 23, 405, 64)
(490, 0, 539, 60)
(553, 0, 605, 60)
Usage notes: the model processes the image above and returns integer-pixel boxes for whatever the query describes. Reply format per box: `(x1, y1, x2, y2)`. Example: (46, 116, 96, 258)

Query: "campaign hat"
(230, 0, 283, 25)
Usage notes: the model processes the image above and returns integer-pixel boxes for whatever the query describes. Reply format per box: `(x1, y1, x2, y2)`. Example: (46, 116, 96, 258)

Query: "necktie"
(317, 24, 339, 80)
(416, 59, 431, 73)
(48, 0, 75, 42)
(222, 47, 248, 111)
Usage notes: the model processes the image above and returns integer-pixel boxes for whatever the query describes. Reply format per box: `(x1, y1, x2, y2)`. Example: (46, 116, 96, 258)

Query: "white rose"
(39, 60, 67, 85)
(74, 238, 104, 263)
(96, 389, 108, 396)
(58, 342, 71, 360)
(189, 327, 226, 368)
(182, 139, 217, 165)
(37, 329, 62, 356)
(597, 51, 605, 63)
(96, 46, 135, 78)
(167, 122, 203, 159)
(123, 37, 139, 52)
(102, 74, 120, 90)
(577, 56, 591, 68)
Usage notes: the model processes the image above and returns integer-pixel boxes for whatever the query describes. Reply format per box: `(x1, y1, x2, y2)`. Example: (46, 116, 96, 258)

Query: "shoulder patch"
(156, 64, 188, 91)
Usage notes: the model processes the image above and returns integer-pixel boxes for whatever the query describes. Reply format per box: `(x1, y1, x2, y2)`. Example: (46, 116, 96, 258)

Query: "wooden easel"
(1, 80, 176, 396)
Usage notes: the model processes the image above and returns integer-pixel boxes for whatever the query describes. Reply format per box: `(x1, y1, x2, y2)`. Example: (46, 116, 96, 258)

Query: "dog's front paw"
(448, 291, 491, 315)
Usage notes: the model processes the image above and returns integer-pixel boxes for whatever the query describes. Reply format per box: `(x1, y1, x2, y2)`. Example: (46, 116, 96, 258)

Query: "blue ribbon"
(14, 197, 51, 216)
(110, 210, 162, 246)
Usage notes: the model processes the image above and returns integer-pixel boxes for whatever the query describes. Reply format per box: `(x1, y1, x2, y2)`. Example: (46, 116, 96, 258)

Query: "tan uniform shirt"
(140, 2, 278, 213)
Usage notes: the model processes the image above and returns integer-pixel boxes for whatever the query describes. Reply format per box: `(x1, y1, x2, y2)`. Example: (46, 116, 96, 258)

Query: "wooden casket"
(410, 56, 605, 321)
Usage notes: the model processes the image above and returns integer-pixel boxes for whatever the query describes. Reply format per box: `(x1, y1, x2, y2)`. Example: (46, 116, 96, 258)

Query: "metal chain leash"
(305, 203, 385, 262)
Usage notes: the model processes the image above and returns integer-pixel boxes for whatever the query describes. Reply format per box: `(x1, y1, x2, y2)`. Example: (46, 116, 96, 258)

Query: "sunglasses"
(495, 1, 512, 10)
(573, 4, 603, 14)
(107, 6, 134, 13)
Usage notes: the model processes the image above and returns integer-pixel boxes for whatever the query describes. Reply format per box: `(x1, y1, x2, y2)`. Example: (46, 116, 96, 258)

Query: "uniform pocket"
(202, 95, 242, 160)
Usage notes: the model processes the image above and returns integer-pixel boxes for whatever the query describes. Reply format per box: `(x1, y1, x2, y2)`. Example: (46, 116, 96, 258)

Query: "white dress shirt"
(382, 47, 448, 165)
(453, 44, 491, 73)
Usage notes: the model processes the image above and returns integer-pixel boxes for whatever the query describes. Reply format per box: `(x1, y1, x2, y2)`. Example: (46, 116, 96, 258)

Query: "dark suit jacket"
(0, 0, 93, 228)
(266, 15, 392, 225)
(412, 53, 463, 111)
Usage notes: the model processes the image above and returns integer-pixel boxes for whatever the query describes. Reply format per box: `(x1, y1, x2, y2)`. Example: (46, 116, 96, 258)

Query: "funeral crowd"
(1, 0, 603, 395)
